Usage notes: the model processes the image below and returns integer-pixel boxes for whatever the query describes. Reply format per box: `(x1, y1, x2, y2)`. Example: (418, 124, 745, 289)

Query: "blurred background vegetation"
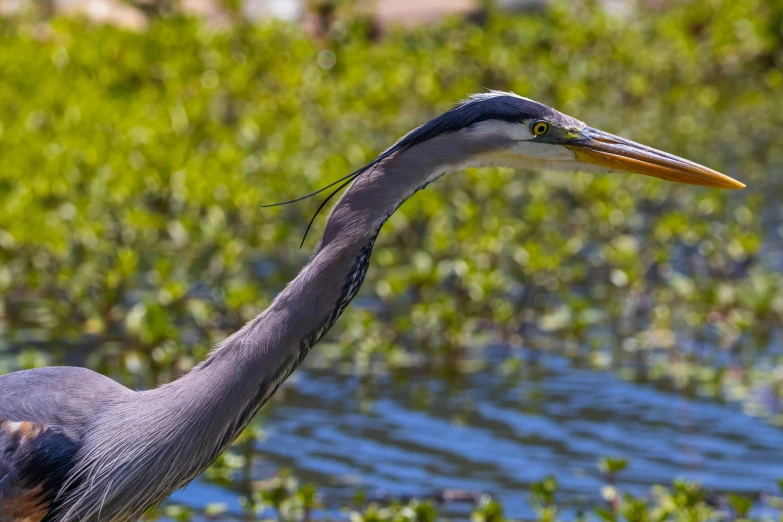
(1, 0, 783, 520)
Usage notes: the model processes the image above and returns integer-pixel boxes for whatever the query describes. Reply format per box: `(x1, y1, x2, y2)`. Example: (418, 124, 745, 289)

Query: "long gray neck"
(58, 132, 497, 522)
(166, 131, 485, 466)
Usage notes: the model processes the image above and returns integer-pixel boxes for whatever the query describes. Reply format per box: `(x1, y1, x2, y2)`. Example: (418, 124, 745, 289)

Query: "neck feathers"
(181, 131, 489, 444)
(55, 127, 497, 522)
(200, 129, 489, 400)
(155, 132, 481, 492)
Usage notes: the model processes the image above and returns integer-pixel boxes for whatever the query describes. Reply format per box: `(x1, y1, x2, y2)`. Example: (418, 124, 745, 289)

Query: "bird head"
(433, 91, 744, 190)
(264, 91, 745, 247)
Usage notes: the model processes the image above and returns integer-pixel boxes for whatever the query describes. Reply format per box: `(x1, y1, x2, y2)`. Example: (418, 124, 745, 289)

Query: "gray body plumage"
(0, 92, 740, 521)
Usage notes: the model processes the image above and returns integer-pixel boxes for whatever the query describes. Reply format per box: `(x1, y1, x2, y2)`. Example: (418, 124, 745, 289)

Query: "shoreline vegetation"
(156, 461, 783, 522)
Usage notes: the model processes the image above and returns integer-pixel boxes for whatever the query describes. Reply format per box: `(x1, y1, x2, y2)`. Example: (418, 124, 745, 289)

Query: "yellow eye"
(532, 121, 549, 136)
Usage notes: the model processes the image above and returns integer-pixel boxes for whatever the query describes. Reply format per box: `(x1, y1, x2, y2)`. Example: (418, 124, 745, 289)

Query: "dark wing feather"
(0, 367, 133, 521)
(0, 420, 77, 522)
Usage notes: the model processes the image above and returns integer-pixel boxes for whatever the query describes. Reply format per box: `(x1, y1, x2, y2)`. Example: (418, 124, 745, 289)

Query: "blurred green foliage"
(1, 0, 781, 409)
(1, 0, 783, 518)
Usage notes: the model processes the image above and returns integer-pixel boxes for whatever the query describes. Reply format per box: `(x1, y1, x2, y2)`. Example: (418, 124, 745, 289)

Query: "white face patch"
(468, 120, 536, 142)
(468, 142, 577, 172)
(461, 119, 584, 171)
(511, 141, 577, 161)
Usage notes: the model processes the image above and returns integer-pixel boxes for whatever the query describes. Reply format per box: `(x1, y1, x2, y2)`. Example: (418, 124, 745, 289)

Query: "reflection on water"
(173, 352, 783, 519)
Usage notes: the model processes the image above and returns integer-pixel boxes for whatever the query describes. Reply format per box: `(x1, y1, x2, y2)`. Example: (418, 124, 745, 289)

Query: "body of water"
(172, 352, 783, 519)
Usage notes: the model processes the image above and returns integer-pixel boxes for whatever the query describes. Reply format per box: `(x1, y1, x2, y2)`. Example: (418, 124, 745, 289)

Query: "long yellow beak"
(566, 128, 745, 190)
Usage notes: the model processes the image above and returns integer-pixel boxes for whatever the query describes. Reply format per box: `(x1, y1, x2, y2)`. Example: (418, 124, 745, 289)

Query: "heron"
(0, 92, 743, 522)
